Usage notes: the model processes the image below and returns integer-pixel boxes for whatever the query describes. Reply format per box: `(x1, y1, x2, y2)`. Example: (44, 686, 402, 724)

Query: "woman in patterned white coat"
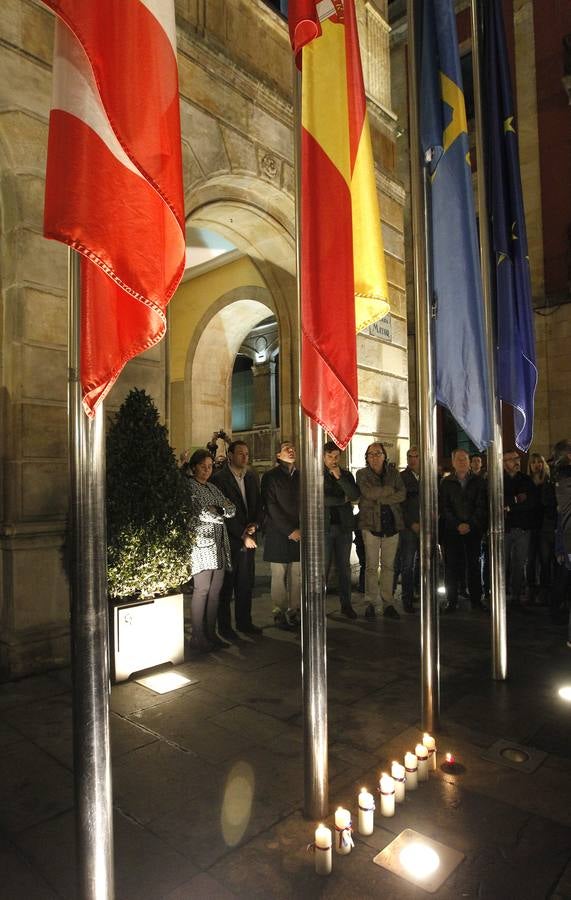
(186, 449, 235, 651)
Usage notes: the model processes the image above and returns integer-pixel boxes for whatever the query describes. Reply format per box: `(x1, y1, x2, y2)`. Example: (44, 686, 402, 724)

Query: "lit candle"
(404, 751, 418, 790)
(379, 773, 395, 817)
(334, 807, 354, 855)
(312, 823, 332, 875)
(391, 760, 406, 803)
(441, 751, 459, 773)
(415, 743, 429, 782)
(357, 788, 375, 836)
(423, 732, 437, 771)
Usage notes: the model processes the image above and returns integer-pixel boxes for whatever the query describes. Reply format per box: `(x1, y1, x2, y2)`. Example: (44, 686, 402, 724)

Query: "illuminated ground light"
(558, 686, 571, 702)
(134, 670, 193, 694)
(221, 761, 255, 847)
(399, 842, 440, 879)
(374, 828, 464, 893)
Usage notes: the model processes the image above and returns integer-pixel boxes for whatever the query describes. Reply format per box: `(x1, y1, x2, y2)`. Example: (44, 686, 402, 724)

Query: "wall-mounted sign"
(364, 314, 392, 343)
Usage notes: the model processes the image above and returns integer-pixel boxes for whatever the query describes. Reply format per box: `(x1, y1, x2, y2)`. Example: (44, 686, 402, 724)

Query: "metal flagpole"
(293, 66, 329, 820)
(470, 0, 508, 681)
(68, 249, 115, 899)
(407, 0, 440, 731)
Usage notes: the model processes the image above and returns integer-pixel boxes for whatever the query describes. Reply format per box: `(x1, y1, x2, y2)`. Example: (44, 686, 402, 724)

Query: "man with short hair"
(323, 441, 360, 618)
(400, 446, 420, 614)
(439, 448, 488, 611)
(470, 453, 484, 476)
(211, 440, 263, 638)
(503, 448, 535, 609)
(261, 441, 301, 630)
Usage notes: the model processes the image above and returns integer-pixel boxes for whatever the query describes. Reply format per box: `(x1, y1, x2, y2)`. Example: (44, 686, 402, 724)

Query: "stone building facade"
(0, 0, 407, 678)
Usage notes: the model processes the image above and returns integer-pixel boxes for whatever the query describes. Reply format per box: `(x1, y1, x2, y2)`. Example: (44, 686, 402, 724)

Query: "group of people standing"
(180, 432, 571, 651)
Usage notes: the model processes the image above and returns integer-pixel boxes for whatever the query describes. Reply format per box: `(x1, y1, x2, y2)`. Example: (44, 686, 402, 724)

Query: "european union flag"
(485, 0, 537, 451)
(420, 0, 492, 450)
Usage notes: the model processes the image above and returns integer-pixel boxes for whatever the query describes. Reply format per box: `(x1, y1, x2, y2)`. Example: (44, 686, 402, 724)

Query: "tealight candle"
(423, 732, 437, 771)
(313, 823, 332, 875)
(441, 751, 461, 773)
(391, 760, 406, 802)
(404, 751, 418, 790)
(334, 807, 353, 855)
(415, 743, 429, 782)
(379, 773, 395, 817)
(357, 788, 375, 836)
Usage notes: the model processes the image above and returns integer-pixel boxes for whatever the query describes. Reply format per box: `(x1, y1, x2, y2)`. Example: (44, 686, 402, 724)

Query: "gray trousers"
(192, 569, 225, 638)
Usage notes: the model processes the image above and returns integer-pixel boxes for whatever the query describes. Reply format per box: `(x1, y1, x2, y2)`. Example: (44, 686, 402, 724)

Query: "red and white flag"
(43, 0, 185, 415)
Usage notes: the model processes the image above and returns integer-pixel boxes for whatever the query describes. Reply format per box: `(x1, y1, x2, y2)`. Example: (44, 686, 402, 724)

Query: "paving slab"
(13, 808, 199, 900)
(112, 740, 222, 824)
(0, 740, 74, 835)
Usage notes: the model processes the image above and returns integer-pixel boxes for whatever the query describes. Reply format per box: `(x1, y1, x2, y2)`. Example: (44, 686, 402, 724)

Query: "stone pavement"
(1, 583, 571, 899)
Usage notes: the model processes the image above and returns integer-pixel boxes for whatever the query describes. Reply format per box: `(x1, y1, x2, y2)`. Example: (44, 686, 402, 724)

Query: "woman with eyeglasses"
(356, 442, 406, 619)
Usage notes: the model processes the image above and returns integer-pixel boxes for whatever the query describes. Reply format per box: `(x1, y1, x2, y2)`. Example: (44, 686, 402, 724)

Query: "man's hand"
(457, 522, 470, 535)
(288, 528, 301, 542)
(328, 464, 341, 480)
(243, 535, 257, 550)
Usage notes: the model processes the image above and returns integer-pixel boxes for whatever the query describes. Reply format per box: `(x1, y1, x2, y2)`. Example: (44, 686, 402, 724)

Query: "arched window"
(231, 355, 254, 431)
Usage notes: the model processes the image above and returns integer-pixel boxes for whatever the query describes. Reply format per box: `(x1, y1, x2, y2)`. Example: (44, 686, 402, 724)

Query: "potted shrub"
(106, 388, 193, 681)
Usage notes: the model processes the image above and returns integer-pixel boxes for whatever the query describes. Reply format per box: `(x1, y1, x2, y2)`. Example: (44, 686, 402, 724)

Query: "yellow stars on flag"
(440, 72, 468, 153)
(503, 116, 516, 134)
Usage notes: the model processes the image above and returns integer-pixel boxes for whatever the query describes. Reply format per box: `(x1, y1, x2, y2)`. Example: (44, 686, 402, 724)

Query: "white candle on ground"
(313, 823, 332, 875)
(391, 760, 406, 802)
(404, 751, 418, 790)
(379, 773, 395, 817)
(334, 807, 353, 855)
(423, 732, 437, 771)
(358, 788, 375, 836)
(415, 743, 429, 782)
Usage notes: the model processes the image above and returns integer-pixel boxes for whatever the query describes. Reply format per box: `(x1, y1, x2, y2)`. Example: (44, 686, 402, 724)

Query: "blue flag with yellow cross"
(420, 0, 492, 450)
(485, 0, 537, 451)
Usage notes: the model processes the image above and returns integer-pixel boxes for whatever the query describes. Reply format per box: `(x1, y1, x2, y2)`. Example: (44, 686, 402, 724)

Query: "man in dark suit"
(439, 448, 488, 612)
(211, 440, 263, 639)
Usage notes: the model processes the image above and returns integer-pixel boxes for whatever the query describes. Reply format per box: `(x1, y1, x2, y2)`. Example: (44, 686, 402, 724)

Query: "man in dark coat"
(211, 440, 263, 639)
(503, 448, 536, 609)
(439, 448, 488, 611)
(261, 440, 301, 630)
(323, 441, 360, 618)
(400, 446, 420, 614)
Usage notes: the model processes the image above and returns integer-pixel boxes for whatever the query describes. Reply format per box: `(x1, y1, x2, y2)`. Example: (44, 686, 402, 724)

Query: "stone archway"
(169, 182, 299, 456)
(184, 288, 274, 448)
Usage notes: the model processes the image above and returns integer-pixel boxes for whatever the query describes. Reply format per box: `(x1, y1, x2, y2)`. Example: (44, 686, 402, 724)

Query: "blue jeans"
(325, 526, 354, 608)
(399, 528, 419, 607)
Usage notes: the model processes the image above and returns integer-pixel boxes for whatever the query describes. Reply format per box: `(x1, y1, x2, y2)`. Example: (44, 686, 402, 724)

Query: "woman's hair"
(528, 451, 549, 482)
(188, 448, 211, 471)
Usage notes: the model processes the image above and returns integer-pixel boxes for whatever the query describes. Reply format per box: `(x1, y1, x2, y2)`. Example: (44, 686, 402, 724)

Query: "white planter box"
(110, 593, 184, 683)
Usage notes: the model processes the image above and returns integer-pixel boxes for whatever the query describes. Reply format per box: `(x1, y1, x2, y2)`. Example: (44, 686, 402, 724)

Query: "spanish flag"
(289, 0, 389, 449)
